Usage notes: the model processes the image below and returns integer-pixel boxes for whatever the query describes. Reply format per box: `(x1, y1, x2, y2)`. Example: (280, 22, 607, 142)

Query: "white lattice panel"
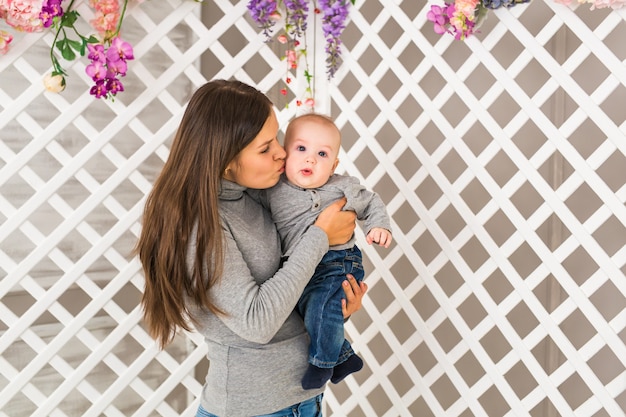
(1, 0, 625, 416)
(325, 1, 626, 416)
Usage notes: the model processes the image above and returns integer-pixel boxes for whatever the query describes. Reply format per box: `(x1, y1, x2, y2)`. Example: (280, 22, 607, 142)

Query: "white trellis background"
(1, 0, 625, 416)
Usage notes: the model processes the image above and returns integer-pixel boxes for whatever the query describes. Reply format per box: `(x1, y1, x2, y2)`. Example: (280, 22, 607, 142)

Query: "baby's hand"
(366, 227, 392, 248)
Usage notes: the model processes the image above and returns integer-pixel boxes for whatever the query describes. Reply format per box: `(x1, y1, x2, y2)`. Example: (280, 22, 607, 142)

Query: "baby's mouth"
(301, 168, 312, 175)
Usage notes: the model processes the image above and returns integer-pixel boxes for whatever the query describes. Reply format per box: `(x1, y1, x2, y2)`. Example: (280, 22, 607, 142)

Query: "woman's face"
(225, 110, 286, 189)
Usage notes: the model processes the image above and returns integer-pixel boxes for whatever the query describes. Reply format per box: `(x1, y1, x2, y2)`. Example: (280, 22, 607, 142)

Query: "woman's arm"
(208, 223, 329, 344)
(206, 197, 357, 344)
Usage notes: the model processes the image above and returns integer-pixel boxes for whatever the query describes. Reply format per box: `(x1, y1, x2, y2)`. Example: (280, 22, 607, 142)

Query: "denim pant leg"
(298, 247, 364, 368)
(196, 394, 324, 417)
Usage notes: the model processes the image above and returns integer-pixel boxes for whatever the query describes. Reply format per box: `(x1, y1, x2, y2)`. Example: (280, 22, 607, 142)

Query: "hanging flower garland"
(83, 0, 135, 99)
(247, 0, 354, 108)
(1, 0, 137, 99)
(427, 0, 530, 40)
(427, 0, 626, 41)
(0, 0, 139, 100)
(554, 0, 626, 8)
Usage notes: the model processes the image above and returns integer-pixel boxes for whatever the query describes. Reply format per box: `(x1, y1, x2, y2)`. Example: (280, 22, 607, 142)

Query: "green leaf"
(61, 10, 79, 27)
(55, 39, 66, 52)
(86, 35, 99, 44)
(62, 48, 76, 61)
(68, 39, 82, 52)
(61, 43, 76, 61)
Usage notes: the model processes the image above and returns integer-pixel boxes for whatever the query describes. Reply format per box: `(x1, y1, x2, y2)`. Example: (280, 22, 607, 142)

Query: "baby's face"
(283, 119, 340, 189)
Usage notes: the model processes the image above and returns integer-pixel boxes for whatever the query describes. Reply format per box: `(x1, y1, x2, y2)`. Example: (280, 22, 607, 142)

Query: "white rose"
(43, 73, 66, 93)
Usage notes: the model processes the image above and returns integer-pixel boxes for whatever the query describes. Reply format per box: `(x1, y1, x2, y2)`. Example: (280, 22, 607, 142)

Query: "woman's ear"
(223, 160, 235, 180)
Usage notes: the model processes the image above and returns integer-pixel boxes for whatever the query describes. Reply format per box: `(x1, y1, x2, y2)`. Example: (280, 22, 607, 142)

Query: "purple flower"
(482, 0, 530, 8)
(318, 0, 350, 79)
(106, 56, 128, 77)
(106, 78, 124, 95)
(90, 80, 108, 99)
(87, 43, 106, 63)
(284, 0, 308, 38)
(86, 60, 107, 81)
(108, 37, 134, 61)
(247, 0, 279, 38)
(427, 5, 449, 34)
(40, 0, 64, 28)
(85, 38, 134, 100)
(430, 0, 530, 41)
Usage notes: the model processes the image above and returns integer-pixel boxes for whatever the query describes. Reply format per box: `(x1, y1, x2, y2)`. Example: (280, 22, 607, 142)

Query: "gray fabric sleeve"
(208, 225, 328, 344)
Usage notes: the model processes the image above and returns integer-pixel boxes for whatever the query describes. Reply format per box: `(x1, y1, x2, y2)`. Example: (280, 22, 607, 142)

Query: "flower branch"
(247, 0, 353, 108)
(427, 0, 625, 41)
(1, 0, 140, 99)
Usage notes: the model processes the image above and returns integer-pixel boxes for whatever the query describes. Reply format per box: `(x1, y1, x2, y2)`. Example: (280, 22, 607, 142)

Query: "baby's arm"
(366, 227, 392, 248)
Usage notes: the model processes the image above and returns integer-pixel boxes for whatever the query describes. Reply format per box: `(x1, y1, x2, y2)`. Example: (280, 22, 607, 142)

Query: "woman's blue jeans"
(297, 246, 364, 368)
(196, 393, 323, 417)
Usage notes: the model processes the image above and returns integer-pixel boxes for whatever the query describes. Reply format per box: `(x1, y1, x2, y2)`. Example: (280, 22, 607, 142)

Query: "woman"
(135, 79, 367, 417)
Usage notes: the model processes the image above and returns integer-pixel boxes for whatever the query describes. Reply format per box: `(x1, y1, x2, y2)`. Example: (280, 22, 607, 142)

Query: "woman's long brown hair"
(135, 79, 273, 348)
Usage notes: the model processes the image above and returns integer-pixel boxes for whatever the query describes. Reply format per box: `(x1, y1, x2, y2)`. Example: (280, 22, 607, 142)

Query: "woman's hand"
(341, 274, 368, 319)
(314, 198, 356, 246)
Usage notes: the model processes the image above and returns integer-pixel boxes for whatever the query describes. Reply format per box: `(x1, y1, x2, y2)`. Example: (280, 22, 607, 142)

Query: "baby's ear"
(331, 158, 339, 173)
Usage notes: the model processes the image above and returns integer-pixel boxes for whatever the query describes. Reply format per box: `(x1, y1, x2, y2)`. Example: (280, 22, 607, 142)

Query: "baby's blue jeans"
(297, 246, 364, 368)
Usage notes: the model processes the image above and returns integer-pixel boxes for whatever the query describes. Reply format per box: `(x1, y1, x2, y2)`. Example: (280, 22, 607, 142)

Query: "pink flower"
(108, 37, 134, 61)
(87, 43, 107, 63)
(2, 0, 44, 32)
(85, 38, 134, 100)
(427, 5, 449, 34)
(106, 77, 124, 95)
(89, 0, 119, 14)
(454, 0, 480, 18)
(586, 0, 626, 8)
(106, 56, 128, 77)
(91, 11, 119, 36)
(86, 60, 108, 81)
(89, 0, 120, 40)
(0, 29, 13, 54)
(269, 11, 281, 21)
(286, 49, 297, 68)
(555, 0, 626, 10)
(90, 80, 108, 99)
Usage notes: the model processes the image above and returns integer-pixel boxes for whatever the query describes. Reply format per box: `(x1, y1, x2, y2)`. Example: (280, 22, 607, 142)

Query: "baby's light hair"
(285, 112, 341, 146)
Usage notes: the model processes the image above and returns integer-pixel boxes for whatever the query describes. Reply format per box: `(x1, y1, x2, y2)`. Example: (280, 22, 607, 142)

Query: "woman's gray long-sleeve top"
(189, 179, 329, 417)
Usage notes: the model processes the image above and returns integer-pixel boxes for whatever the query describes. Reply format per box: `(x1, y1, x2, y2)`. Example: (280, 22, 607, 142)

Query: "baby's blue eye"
(297, 145, 306, 151)
(318, 151, 327, 157)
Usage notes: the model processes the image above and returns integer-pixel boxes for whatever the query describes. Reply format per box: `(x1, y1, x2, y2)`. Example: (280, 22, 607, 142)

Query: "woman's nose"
(275, 147, 286, 160)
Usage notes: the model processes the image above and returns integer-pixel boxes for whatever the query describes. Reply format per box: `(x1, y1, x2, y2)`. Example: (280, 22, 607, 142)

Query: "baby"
(263, 113, 392, 389)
